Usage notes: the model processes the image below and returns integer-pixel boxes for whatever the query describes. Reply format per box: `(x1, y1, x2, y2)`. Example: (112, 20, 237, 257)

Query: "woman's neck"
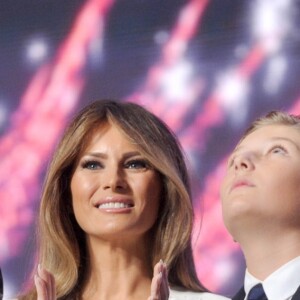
(82, 236, 153, 300)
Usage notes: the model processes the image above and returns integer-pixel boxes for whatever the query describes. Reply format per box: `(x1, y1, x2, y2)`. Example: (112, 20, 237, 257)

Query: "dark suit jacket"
(232, 285, 300, 300)
(0, 268, 3, 300)
(231, 287, 245, 300)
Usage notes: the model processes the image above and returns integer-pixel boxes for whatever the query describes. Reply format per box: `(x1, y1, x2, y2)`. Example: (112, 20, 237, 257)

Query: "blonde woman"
(20, 100, 228, 300)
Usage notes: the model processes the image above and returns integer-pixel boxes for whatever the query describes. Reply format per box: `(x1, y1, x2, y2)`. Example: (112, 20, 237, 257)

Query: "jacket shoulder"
(169, 288, 230, 300)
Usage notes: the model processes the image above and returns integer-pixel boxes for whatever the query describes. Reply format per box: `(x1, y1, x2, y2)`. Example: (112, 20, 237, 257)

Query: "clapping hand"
(34, 265, 56, 300)
(34, 261, 169, 300)
(148, 260, 169, 300)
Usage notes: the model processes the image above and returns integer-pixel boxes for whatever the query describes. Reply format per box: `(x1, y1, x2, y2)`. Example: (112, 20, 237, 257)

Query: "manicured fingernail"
(34, 274, 39, 283)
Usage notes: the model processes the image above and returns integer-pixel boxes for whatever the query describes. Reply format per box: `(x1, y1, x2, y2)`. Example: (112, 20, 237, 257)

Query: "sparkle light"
(160, 60, 193, 101)
(25, 36, 49, 65)
(216, 69, 249, 125)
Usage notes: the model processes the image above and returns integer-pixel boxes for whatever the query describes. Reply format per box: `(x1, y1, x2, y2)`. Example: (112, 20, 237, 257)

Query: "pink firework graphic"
(0, 0, 299, 297)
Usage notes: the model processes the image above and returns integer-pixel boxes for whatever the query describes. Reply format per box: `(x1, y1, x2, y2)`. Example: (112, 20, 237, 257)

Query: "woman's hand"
(34, 261, 169, 300)
(148, 260, 169, 300)
(34, 265, 56, 300)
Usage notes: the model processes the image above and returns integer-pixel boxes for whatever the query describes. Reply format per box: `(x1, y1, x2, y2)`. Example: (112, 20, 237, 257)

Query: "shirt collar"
(244, 256, 300, 300)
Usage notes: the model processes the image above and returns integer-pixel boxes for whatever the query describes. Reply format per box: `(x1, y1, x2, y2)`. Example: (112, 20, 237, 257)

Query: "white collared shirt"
(244, 256, 300, 300)
(169, 288, 229, 299)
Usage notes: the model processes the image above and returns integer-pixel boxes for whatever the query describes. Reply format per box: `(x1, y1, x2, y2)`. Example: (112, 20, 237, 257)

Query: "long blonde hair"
(21, 100, 207, 299)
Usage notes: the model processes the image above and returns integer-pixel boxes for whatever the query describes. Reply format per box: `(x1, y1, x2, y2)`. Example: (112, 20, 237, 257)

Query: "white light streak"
(263, 54, 287, 95)
(0, 101, 8, 130)
(160, 60, 193, 101)
(216, 70, 249, 125)
(251, 0, 294, 53)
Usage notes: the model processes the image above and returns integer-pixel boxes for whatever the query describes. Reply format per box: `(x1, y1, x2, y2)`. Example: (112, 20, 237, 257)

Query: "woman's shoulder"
(169, 287, 230, 300)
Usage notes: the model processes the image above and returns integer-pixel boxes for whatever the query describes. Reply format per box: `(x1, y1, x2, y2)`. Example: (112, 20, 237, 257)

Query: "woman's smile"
(94, 196, 134, 212)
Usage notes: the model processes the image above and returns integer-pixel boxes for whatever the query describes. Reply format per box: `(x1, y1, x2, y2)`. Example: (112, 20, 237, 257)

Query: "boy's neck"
(240, 231, 300, 280)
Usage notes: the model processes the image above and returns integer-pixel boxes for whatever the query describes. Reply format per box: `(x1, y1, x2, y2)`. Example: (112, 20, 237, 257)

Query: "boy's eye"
(227, 154, 236, 169)
(270, 145, 286, 154)
(125, 159, 149, 169)
(82, 160, 102, 170)
(228, 157, 234, 168)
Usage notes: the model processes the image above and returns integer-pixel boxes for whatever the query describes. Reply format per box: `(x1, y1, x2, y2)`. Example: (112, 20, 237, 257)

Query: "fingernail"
(34, 274, 39, 283)
(37, 263, 42, 275)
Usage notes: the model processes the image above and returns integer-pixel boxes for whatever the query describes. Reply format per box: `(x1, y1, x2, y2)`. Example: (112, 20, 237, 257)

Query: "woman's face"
(70, 123, 162, 242)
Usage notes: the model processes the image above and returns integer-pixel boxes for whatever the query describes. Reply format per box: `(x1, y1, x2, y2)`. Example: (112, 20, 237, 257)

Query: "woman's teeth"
(98, 202, 131, 209)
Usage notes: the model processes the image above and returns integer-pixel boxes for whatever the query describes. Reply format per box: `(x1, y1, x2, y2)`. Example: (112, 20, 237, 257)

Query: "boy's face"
(221, 124, 300, 239)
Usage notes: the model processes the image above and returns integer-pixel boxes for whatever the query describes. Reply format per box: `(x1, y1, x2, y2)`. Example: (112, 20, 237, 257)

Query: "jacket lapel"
(292, 285, 300, 300)
(232, 286, 245, 300)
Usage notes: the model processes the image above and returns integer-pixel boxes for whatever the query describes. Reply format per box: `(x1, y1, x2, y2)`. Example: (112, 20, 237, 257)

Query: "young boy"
(221, 111, 300, 300)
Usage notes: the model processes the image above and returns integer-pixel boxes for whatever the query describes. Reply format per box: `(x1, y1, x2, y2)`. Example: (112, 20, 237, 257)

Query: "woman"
(20, 100, 228, 300)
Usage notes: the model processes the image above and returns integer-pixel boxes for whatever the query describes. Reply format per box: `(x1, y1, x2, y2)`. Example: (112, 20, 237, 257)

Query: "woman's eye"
(125, 159, 149, 169)
(82, 160, 102, 170)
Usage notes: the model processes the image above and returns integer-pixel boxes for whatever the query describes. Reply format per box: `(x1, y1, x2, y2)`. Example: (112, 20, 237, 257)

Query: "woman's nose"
(102, 167, 128, 191)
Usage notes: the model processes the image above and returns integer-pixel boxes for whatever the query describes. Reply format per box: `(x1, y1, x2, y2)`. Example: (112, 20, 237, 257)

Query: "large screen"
(1, 0, 300, 298)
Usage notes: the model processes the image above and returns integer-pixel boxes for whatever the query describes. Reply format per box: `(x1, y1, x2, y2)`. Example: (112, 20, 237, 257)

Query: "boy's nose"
(234, 153, 255, 171)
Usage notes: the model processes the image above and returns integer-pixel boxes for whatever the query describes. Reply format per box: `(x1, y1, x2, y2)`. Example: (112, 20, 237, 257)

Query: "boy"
(221, 111, 300, 300)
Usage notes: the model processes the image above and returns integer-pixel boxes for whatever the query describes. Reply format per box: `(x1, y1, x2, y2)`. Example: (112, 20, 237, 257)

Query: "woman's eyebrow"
(81, 151, 142, 159)
(122, 151, 142, 159)
(81, 152, 107, 159)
